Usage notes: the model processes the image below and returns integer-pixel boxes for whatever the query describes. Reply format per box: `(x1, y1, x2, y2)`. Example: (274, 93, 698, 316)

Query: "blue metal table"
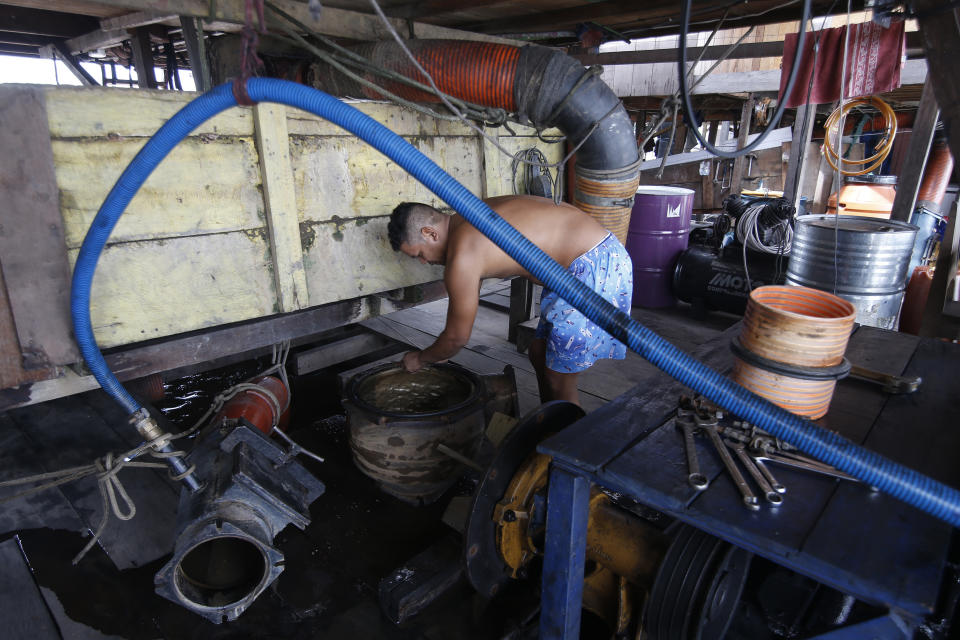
(537, 324, 959, 639)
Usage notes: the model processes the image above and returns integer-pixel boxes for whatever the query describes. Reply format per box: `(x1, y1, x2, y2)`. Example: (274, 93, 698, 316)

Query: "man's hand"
(401, 350, 423, 373)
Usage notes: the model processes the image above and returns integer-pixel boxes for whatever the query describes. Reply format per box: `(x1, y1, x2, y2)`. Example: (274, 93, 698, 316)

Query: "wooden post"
(253, 103, 310, 313)
(783, 103, 817, 205)
(890, 82, 940, 223)
(180, 16, 211, 92)
(915, 0, 960, 172)
(129, 27, 158, 89)
(508, 278, 534, 344)
(707, 120, 720, 146)
(49, 43, 97, 86)
(730, 95, 755, 195)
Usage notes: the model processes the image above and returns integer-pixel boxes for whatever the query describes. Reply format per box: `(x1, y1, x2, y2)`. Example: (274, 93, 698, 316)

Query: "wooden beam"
(48, 41, 98, 85)
(573, 32, 926, 67)
(129, 25, 158, 88)
(100, 10, 175, 30)
(253, 103, 310, 313)
(0, 86, 79, 372)
(688, 60, 929, 97)
(783, 103, 817, 205)
(180, 15, 210, 91)
(292, 331, 394, 375)
(76, 0, 516, 44)
(0, 5, 99, 38)
(890, 82, 940, 223)
(915, 0, 960, 180)
(730, 94, 754, 195)
(576, 41, 785, 67)
(63, 26, 127, 54)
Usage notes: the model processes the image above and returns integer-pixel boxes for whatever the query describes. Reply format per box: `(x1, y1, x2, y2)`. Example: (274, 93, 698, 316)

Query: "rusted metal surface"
(343, 363, 494, 505)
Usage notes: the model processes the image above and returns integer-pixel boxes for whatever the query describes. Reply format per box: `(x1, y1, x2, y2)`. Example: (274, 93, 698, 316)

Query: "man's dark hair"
(388, 202, 441, 251)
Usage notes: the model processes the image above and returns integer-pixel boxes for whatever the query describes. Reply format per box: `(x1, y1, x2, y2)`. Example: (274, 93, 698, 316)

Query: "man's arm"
(402, 260, 480, 372)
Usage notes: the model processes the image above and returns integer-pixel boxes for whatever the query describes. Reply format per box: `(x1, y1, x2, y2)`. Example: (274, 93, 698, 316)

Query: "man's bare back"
(389, 195, 631, 405)
(447, 195, 611, 282)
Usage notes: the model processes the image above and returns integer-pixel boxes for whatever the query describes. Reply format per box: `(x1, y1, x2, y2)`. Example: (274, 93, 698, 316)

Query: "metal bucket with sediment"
(786, 215, 918, 329)
(731, 285, 856, 419)
(343, 363, 517, 505)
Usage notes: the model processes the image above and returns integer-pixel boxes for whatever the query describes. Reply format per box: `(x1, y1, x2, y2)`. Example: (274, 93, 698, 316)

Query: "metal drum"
(343, 363, 518, 505)
(627, 186, 695, 308)
(786, 215, 918, 329)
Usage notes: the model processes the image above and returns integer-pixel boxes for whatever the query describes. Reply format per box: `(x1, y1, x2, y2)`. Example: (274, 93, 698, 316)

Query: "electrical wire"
(677, 0, 812, 159)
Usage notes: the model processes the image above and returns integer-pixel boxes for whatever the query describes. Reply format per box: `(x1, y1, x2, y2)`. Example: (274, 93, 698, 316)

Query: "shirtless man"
(388, 195, 632, 406)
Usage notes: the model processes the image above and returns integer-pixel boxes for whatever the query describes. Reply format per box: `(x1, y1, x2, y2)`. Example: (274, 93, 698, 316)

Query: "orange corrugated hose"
(357, 41, 521, 111)
(917, 141, 954, 209)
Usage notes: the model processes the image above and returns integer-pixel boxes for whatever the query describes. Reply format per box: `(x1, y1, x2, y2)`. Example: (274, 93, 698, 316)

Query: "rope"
(0, 341, 306, 565)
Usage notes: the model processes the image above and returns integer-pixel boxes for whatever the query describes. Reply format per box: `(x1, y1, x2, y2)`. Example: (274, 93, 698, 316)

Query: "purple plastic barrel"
(627, 186, 695, 308)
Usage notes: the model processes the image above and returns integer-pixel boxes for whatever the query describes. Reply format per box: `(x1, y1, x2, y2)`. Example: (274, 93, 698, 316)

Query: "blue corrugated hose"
(72, 78, 960, 526)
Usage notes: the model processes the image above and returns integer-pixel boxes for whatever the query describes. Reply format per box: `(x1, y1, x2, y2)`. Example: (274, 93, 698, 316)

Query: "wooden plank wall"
(4, 86, 562, 359)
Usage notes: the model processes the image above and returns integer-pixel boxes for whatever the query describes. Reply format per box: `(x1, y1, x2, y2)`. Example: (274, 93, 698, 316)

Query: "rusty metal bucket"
(342, 363, 518, 505)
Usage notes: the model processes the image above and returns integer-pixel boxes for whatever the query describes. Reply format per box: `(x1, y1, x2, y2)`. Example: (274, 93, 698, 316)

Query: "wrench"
(752, 452, 860, 484)
(701, 417, 760, 510)
(849, 364, 921, 394)
(676, 414, 708, 490)
(728, 441, 783, 505)
(753, 458, 786, 494)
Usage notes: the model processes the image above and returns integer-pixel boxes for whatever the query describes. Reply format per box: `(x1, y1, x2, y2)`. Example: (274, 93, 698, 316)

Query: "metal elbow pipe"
(311, 40, 640, 239)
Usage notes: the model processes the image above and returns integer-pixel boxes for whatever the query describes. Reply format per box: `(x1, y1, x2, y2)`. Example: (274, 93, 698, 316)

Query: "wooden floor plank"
(0, 538, 62, 640)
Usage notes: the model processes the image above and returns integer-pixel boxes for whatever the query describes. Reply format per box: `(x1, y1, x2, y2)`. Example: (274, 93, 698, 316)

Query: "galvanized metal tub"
(343, 363, 489, 505)
(786, 215, 919, 329)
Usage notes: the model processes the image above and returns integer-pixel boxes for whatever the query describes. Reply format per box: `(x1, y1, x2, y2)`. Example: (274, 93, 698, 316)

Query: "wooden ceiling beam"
(0, 5, 99, 38)
(62, 0, 517, 44)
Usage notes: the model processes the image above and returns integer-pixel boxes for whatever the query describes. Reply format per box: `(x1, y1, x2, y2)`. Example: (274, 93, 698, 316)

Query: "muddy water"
(356, 367, 472, 414)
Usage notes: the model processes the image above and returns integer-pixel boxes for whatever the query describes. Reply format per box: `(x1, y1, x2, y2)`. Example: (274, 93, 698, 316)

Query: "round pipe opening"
(174, 536, 268, 608)
(349, 364, 479, 418)
(750, 286, 856, 321)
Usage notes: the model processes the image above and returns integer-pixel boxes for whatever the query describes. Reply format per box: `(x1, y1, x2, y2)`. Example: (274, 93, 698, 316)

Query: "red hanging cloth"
(779, 21, 906, 109)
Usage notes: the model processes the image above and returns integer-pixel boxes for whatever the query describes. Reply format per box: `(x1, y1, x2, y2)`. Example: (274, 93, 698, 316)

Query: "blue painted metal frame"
(540, 464, 592, 640)
(537, 328, 955, 639)
(807, 611, 911, 639)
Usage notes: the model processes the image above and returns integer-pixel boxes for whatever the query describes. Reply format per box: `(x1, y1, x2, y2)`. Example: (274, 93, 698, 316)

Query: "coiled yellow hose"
(822, 96, 897, 176)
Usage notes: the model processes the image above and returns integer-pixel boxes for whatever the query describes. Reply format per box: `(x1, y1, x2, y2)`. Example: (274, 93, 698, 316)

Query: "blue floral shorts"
(534, 233, 632, 373)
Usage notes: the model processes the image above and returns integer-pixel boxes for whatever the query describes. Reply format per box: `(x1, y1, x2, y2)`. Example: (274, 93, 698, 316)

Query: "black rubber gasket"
(730, 338, 851, 381)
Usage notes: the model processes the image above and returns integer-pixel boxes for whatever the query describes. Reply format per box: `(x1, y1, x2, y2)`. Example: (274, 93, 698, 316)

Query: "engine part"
(673, 245, 786, 316)
(215, 374, 290, 434)
(343, 363, 518, 505)
(644, 523, 753, 640)
(154, 422, 324, 623)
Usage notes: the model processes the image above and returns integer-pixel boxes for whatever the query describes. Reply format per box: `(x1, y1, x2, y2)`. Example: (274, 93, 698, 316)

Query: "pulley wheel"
(462, 401, 585, 598)
(645, 524, 753, 640)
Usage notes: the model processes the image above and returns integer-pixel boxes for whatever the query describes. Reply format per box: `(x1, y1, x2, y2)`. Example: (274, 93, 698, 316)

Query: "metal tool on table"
(849, 364, 922, 394)
(676, 404, 708, 490)
(674, 395, 873, 513)
(728, 441, 782, 505)
(700, 413, 761, 511)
